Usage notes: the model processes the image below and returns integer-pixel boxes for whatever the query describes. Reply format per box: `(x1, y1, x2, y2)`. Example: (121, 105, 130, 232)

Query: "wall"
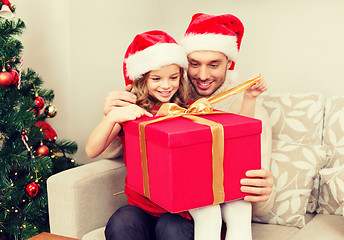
(12, 0, 344, 164)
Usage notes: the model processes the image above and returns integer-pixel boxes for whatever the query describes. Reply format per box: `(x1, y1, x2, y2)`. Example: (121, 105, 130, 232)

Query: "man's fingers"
(125, 84, 133, 92)
(110, 99, 134, 107)
(244, 194, 270, 202)
(246, 169, 272, 178)
(109, 92, 136, 105)
(241, 185, 272, 195)
(241, 178, 272, 187)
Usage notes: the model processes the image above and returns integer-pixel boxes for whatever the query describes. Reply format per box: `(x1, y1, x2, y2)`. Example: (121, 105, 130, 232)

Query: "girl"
(86, 30, 192, 240)
(86, 30, 189, 159)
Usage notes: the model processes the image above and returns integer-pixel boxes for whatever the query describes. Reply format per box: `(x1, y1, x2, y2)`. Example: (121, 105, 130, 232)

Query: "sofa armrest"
(47, 159, 127, 239)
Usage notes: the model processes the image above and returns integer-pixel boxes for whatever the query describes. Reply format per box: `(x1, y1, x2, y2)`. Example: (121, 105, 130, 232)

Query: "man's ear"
(227, 60, 233, 70)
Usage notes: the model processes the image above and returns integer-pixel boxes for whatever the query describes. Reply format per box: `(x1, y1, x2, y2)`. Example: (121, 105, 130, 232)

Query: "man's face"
(187, 50, 232, 97)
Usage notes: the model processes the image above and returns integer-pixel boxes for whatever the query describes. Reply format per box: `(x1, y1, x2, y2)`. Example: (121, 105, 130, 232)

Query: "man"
(180, 13, 275, 217)
(102, 13, 275, 240)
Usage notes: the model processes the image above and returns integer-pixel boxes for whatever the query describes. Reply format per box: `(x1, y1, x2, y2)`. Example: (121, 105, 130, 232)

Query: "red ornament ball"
(34, 96, 45, 110)
(9, 69, 19, 86)
(0, 70, 13, 87)
(37, 145, 49, 156)
(25, 182, 41, 197)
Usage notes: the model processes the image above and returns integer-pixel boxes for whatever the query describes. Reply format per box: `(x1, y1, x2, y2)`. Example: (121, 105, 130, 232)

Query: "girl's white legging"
(189, 199, 252, 240)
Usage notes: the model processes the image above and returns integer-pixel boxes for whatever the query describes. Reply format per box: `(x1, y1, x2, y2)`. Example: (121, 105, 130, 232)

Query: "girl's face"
(146, 64, 181, 103)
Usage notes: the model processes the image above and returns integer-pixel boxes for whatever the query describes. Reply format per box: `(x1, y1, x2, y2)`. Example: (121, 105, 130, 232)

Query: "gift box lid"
(123, 113, 262, 148)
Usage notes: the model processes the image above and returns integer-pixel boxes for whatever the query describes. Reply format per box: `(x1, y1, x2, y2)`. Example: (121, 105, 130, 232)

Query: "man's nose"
(199, 66, 209, 80)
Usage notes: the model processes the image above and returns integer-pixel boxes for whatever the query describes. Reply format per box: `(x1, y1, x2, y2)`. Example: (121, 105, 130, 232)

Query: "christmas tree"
(0, 1, 78, 239)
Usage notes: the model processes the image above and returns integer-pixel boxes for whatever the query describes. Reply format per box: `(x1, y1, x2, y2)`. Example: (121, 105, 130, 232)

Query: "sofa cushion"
(261, 93, 325, 145)
(316, 96, 344, 215)
(261, 93, 326, 214)
(290, 214, 344, 240)
(317, 165, 344, 215)
(252, 222, 300, 240)
(82, 227, 105, 240)
(253, 140, 327, 228)
(323, 96, 344, 167)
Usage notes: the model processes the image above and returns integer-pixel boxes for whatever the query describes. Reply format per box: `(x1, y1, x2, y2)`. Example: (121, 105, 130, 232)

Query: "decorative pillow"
(323, 96, 344, 168)
(317, 166, 344, 215)
(261, 93, 325, 145)
(253, 140, 327, 228)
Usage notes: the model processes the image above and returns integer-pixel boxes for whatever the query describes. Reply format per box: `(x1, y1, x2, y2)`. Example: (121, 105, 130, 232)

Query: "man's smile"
(195, 80, 214, 90)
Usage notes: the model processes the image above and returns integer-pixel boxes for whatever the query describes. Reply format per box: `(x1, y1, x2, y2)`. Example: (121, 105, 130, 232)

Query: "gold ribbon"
(208, 76, 261, 104)
(138, 76, 261, 205)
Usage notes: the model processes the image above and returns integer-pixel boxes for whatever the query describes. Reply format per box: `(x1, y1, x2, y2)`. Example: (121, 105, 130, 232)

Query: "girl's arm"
(239, 74, 267, 118)
(86, 104, 152, 158)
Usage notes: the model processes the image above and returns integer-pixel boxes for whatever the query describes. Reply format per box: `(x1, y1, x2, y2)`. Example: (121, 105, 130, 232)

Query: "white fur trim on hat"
(125, 43, 188, 81)
(180, 33, 238, 61)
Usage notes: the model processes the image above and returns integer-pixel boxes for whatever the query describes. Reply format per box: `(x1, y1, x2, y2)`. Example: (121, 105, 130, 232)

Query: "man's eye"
(210, 64, 218, 68)
(190, 62, 199, 67)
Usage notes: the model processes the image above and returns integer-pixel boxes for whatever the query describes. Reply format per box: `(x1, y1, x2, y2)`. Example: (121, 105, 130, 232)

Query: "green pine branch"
(1, 11, 79, 240)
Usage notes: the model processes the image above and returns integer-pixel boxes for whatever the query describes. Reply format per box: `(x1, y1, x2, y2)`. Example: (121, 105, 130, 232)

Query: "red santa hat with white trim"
(123, 30, 188, 86)
(180, 13, 244, 70)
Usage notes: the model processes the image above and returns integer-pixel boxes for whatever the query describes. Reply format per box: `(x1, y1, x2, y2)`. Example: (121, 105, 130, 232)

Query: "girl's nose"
(160, 79, 170, 89)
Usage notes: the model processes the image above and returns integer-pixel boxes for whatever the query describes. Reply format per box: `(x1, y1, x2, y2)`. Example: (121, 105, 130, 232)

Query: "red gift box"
(123, 112, 261, 213)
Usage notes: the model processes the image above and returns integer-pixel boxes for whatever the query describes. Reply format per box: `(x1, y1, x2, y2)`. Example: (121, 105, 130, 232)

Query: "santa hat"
(0, 0, 14, 19)
(180, 13, 244, 70)
(123, 30, 188, 86)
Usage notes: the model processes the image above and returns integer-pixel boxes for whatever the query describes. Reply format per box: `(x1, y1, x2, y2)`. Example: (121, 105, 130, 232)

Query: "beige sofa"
(47, 93, 344, 239)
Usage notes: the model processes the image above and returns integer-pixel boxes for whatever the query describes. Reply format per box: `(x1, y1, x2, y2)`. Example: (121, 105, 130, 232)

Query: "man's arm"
(100, 84, 137, 159)
(241, 102, 275, 216)
(241, 168, 276, 216)
(103, 84, 137, 116)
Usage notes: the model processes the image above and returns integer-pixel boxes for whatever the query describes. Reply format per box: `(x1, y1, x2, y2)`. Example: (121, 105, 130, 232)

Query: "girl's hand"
(107, 104, 153, 123)
(245, 74, 268, 98)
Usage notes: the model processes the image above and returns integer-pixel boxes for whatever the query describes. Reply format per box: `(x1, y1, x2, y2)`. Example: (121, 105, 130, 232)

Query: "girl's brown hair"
(132, 67, 189, 113)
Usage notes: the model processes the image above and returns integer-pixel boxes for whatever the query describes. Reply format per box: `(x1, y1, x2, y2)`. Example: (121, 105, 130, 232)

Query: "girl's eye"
(151, 77, 160, 81)
(171, 75, 179, 80)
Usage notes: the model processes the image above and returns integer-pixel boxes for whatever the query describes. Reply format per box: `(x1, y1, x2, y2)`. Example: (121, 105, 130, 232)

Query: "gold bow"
(156, 98, 214, 116)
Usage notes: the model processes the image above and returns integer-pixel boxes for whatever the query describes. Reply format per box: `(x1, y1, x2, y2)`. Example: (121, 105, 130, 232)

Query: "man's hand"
(245, 73, 268, 98)
(240, 168, 274, 202)
(104, 84, 137, 116)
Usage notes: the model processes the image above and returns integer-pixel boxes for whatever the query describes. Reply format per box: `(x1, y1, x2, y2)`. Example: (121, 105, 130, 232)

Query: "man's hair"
(132, 67, 189, 112)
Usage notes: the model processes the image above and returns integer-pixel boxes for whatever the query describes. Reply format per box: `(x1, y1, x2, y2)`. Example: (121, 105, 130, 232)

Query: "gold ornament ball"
(44, 104, 58, 118)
